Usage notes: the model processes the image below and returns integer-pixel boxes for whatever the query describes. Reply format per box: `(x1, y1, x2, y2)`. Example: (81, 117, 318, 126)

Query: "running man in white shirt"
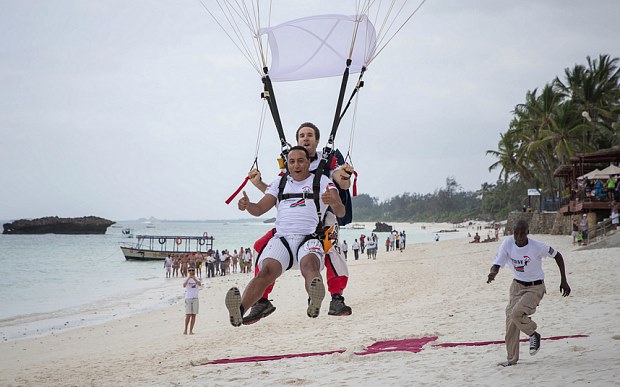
(226, 146, 345, 327)
(487, 220, 571, 367)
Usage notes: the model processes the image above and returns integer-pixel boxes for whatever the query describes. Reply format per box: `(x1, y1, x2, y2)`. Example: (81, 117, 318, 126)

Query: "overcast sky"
(1, 1, 619, 221)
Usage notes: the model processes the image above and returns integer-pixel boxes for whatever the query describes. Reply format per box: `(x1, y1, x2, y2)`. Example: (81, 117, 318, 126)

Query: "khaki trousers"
(504, 280, 546, 364)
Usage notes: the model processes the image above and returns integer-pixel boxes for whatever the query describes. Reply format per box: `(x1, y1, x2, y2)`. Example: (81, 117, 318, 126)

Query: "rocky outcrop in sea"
(373, 222, 393, 233)
(3, 216, 115, 235)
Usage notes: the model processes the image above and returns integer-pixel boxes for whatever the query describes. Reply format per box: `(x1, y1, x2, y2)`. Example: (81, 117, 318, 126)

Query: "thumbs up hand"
(238, 191, 250, 211)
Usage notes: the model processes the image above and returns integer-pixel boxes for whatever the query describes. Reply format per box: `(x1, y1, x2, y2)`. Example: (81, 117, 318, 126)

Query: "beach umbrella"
(577, 169, 601, 180)
(599, 164, 620, 176)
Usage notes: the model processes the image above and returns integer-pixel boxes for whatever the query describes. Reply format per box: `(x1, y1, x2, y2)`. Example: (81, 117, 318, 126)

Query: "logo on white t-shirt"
(290, 199, 306, 208)
(512, 255, 530, 272)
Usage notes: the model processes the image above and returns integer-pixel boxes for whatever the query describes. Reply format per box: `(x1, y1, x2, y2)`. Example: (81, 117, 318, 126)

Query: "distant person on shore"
(172, 255, 180, 277)
(580, 214, 589, 245)
(486, 220, 570, 367)
(183, 267, 202, 335)
(435, 234, 439, 242)
(352, 239, 360, 260)
(470, 232, 481, 243)
(206, 251, 215, 278)
(243, 248, 253, 273)
(238, 247, 245, 273)
(572, 219, 579, 244)
(231, 249, 238, 273)
(164, 255, 173, 278)
(359, 234, 366, 254)
(214, 250, 221, 275)
(341, 240, 348, 260)
(366, 237, 376, 259)
(611, 206, 619, 229)
(180, 254, 188, 277)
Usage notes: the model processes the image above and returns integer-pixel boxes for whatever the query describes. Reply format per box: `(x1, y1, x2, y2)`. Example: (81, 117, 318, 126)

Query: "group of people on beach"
(341, 230, 405, 261)
(164, 248, 254, 279)
(180, 121, 572, 368)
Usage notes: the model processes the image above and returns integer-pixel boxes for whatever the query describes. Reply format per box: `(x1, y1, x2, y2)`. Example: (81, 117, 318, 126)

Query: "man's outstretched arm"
(238, 191, 276, 217)
(487, 264, 500, 284)
(554, 252, 571, 297)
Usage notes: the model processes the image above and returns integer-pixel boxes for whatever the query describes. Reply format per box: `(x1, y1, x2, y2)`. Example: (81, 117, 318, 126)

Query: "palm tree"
(554, 54, 620, 149)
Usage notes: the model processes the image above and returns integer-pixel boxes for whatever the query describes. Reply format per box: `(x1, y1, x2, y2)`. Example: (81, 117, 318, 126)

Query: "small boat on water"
(120, 234, 214, 261)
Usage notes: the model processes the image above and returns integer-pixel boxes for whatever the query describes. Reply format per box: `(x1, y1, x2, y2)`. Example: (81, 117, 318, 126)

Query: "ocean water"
(0, 220, 466, 341)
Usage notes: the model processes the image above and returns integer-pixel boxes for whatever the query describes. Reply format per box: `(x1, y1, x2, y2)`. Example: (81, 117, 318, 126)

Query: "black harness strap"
(278, 237, 295, 271)
(261, 67, 289, 160)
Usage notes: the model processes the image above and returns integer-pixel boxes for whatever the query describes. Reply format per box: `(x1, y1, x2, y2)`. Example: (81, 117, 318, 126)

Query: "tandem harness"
(256, 171, 326, 271)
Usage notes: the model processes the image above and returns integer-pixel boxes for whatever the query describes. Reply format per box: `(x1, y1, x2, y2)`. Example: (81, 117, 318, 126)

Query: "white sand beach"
(1, 232, 619, 386)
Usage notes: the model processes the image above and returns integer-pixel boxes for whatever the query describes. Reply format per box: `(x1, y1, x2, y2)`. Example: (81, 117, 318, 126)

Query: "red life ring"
(203, 231, 209, 238)
(175, 237, 182, 245)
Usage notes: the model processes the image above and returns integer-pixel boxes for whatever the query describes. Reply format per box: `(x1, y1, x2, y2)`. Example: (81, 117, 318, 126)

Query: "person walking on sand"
(486, 219, 571, 367)
(226, 146, 345, 327)
(341, 240, 348, 260)
(580, 214, 589, 245)
(352, 239, 360, 260)
(183, 267, 202, 335)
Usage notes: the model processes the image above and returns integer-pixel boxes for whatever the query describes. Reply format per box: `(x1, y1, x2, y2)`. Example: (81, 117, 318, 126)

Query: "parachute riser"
(338, 66, 366, 122)
(323, 59, 352, 161)
(261, 69, 289, 161)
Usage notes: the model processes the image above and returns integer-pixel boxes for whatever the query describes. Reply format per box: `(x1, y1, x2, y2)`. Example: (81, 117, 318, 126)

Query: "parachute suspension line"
(345, 82, 361, 197)
(202, 0, 260, 74)
(227, 0, 270, 70)
(348, 11, 363, 59)
(346, 91, 361, 161)
(253, 100, 269, 161)
(244, 0, 273, 68)
(366, 0, 427, 66)
(338, 67, 366, 124)
(224, 103, 266, 206)
(224, 102, 266, 206)
(200, 0, 269, 75)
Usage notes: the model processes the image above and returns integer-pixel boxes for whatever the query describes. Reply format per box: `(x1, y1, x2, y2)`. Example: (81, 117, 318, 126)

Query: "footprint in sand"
(612, 335, 620, 340)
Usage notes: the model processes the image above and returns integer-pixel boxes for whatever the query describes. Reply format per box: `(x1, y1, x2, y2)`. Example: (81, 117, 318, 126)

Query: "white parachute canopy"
(259, 14, 377, 82)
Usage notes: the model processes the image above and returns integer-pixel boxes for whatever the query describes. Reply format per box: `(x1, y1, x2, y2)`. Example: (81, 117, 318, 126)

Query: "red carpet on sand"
(195, 334, 588, 366)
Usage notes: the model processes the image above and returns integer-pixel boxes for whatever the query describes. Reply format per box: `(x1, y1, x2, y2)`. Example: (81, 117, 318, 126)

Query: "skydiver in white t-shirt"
(226, 146, 345, 327)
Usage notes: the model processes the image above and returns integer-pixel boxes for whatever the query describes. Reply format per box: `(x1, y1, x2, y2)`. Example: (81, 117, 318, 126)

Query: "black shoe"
(529, 332, 541, 355)
(242, 298, 276, 325)
(328, 294, 352, 316)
